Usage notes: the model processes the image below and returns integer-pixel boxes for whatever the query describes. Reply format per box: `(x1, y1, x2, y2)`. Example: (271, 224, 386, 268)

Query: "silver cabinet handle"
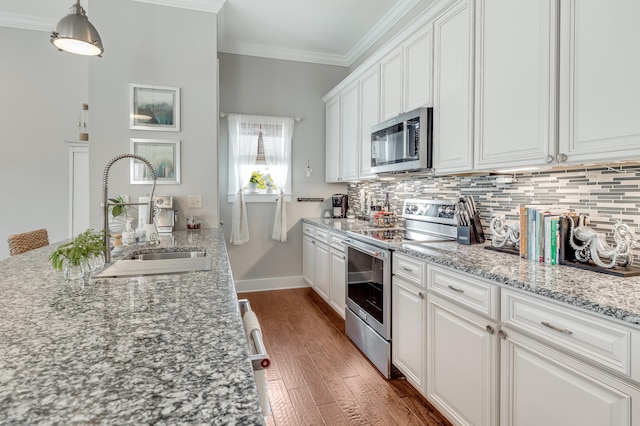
(418, 292, 424, 299)
(447, 285, 464, 293)
(238, 299, 271, 370)
(486, 325, 495, 334)
(498, 330, 507, 339)
(402, 266, 413, 272)
(541, 321, 573, 335)
(557, 153, 568, 163)
(544, 155, 554, 163)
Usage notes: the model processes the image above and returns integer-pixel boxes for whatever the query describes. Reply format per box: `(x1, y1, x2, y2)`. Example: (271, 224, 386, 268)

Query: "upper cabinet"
(380, 46, 404, 120)
(325, 81, 360, 183)
(474, 0, 558, 170)
(325, 94, 341, 182)
(432, 0, 475, 174)
(404, 27, 434, 112)
(558, 0, 640, 165)
(359, 65, 381, 180)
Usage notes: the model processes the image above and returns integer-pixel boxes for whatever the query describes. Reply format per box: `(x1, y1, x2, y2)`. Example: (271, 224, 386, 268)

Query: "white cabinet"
(340, 81, 360, 181)
(329, 232, 346, 318)
(558, 0, 640, 165)
(302, 234, 315, 288)
(325, 82, 359, 183)
(474, 0, 558, 170)
(404, 26, 433, 112)
(501, 328, 640, 426)
(325, 94, 341, 182)
(380, 46, 404, 121)
(426, 265, 499, 426)
(500, 288, 640, 426)
(314, 239, 330, 301)
(392, 253, 427, 393)
(67, 141, 89, 238)
(359, 65, 380, 180)
(432, 0, 475, 174)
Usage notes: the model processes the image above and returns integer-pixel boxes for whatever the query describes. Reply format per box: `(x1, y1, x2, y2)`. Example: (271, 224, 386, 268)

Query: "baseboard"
(235, 275, 309, 293)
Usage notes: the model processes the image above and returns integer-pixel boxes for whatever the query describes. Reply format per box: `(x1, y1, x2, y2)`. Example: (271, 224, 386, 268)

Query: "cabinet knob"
(557, 153, 568, 163)
(544, 155, 554, 163)
(418, 292, 425, 299)
(498, 330, 507, 340)
(486, 325, 494, 334)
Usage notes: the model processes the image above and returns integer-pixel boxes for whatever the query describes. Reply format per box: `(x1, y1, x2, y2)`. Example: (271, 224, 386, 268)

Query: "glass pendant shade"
(51, 1, 103, 57)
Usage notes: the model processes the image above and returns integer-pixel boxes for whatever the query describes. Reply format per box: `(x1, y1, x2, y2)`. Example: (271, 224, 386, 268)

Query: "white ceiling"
(0, 0, 421, 66)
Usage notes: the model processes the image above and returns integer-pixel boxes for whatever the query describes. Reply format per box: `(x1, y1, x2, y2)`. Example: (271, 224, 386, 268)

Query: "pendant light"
(50, 0, 103, 57)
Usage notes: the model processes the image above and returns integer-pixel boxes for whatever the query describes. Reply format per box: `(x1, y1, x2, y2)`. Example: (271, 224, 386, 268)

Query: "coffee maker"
(331, 194, 349, 218)
(139, 195, 176, 235)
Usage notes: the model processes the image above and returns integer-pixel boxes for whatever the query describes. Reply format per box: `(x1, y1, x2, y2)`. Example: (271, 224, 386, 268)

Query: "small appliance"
(370, 107, 434, 174)
(139, 196, 176, 235)
(331, 194, 349, 218)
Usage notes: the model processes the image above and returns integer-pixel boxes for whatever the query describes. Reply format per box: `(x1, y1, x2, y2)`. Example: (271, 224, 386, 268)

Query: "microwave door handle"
(403, 121, 408, 159)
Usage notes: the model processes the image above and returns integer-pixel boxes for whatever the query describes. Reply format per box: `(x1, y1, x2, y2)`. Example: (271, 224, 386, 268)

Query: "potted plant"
(49, 229, 107, 281)
(108, 195, 136, 233)
(248, 171, 261, 192)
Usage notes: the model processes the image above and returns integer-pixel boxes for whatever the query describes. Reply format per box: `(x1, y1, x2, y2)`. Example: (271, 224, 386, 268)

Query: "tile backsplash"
(348, 166, 640, 256)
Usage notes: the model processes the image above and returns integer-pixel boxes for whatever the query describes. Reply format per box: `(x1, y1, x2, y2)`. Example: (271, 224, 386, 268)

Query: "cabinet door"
(68, 143, 89, 238)
(474, 0, 557, 170)
(325, 94, 341, 182)
(501, 329, 638, 426)
(558, 0, 640, 164)
(392, 276, 426, 393)
(302, 235, 315, 287)
(427, 295, 499, 426)
(359, 65, 380, 179)
(314, 242, 330, 301)
(433, 0, 475, 174)
(380, 46, 403, 120)
(329, 248, 346, 318)
(340, 81, 359, 181)
(404, 26, 433, 112)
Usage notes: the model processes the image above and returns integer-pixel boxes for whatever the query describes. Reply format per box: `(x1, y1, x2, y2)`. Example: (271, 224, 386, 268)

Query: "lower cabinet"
(426, 294, 499, 426)
(329, 246, 346, 318)
(392, 275, 427, 393)
(314, 240, 330, 301)
(501, 327, 640, 426)
(302, 234, 315, 288)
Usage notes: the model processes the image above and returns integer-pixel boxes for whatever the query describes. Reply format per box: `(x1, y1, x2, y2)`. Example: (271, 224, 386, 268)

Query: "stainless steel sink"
(130, 250, 207, 261)
(97, 249, 211, 278)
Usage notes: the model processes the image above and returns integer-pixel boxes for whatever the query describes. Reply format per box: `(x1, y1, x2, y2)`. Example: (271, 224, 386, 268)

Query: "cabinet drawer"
(330, 232, 346, 252)
(393, 253, 425, 288)
(427, 265, 499, 320)
(502, 289, 637, 379)
(303, 223, 315, 236)
(315, 228, 330, 244)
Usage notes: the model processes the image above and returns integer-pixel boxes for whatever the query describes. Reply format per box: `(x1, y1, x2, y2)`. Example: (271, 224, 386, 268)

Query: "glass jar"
(79, 103, 89, 141)
(63, 261, 84, 282)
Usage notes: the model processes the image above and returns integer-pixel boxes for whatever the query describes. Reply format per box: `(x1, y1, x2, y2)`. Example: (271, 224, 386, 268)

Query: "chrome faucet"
(102, 154, 157, 263)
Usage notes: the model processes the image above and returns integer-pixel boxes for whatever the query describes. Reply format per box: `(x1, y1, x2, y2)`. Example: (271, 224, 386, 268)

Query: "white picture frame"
(130, 84, 180, 131)
(130, 138, 181, 185)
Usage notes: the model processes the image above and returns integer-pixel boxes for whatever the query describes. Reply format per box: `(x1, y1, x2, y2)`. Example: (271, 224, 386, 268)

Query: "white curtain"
(228, 114, 257, 245)
(263, 116, 294, 241)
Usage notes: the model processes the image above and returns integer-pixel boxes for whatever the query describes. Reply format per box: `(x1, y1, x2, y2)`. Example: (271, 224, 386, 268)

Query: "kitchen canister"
(79, 103, 89, 141)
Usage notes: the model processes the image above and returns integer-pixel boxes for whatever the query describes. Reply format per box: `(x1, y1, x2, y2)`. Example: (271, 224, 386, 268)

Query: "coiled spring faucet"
(102, 154, 157, 263)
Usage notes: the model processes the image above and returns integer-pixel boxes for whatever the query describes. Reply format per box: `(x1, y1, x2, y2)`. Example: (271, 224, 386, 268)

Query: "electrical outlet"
(188, 195, 202, 208)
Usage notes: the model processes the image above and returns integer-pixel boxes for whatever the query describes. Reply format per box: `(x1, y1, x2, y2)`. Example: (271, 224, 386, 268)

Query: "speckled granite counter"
(0, 229, 264, 425)
(304, 217, 640, 328)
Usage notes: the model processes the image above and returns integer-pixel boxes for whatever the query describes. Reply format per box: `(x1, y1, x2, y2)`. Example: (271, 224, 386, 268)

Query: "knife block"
(456, 213, 486, 245)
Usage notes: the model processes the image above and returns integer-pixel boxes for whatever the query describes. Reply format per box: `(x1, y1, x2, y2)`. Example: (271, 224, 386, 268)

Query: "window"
(227, 114, 293, 203)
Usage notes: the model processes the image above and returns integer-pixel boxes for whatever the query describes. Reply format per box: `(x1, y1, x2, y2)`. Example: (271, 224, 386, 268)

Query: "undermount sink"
(97, 248, 211, 278)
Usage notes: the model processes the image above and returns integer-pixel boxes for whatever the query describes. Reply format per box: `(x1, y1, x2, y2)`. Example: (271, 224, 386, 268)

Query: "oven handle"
(344, 239, 384, 258)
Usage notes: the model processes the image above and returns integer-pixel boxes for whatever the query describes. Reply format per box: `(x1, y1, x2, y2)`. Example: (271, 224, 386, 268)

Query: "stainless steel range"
(343, 199, 457, 378)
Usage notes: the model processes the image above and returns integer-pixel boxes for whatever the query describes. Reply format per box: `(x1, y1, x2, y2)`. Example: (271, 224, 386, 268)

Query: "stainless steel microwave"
(370, 107, 433, 174)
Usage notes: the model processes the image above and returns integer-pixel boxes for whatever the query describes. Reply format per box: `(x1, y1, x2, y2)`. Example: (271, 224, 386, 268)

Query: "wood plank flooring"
(238, 288, 453, 426)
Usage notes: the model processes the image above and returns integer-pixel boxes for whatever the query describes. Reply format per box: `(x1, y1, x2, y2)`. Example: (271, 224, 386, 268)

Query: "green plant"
(108, 195, 131, 219)
(49, 229, 107, 271)
(249, 171, 262, 184)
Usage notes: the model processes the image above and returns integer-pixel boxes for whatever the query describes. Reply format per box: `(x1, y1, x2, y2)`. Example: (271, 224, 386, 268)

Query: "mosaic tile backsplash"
(347, 166, 640, 257)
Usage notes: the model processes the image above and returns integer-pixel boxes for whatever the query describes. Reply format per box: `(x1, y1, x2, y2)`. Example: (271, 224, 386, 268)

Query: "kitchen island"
(0, 229, 264, 425)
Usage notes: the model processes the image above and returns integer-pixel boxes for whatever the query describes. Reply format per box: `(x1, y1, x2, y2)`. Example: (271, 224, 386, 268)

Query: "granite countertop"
(304, 217, 640, 328)
(0, 229, 264, 425)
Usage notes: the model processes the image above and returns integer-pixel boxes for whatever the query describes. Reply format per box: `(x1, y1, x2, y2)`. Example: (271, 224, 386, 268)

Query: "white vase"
(248, 182, 258, 193)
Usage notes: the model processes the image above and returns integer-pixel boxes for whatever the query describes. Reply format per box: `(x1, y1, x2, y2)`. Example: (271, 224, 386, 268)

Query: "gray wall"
(218, 53, 348, 281)
(88, 0, 219, 231)
(0, 26, 88, 259)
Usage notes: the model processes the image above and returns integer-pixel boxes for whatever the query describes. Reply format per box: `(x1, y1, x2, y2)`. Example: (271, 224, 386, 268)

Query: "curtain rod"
(220, 112, 302, 122)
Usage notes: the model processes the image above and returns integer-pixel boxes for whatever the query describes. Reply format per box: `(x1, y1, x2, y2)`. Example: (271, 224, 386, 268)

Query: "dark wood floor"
(238, 288, 453, 426)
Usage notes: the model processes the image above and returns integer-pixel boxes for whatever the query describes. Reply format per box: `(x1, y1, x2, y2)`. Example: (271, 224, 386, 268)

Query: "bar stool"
(7, 229, 49, 256)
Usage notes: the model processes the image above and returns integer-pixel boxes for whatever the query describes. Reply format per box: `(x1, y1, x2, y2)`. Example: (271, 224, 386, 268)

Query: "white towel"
(243, 311, 260, 353)
(254, 369, 271, 416)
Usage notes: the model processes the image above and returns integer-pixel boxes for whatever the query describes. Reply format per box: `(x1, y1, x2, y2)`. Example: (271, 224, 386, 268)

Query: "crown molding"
(218, 41, 350, 67)
(0, 12, 56, 32)
(131, 0, 225, 13)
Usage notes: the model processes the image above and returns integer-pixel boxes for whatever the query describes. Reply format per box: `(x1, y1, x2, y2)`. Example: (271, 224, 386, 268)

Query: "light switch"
(188, 195, 202, 208)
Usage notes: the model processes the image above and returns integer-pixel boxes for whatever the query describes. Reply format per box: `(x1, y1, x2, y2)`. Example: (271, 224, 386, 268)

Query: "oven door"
(344, 238, 391, 340)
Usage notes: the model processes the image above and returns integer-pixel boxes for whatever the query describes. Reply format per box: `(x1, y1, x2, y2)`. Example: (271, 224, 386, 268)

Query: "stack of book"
(519, 205, 572, 265)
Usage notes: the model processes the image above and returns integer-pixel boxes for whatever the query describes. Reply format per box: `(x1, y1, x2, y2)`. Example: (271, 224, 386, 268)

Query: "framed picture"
(130, 84, 180, 131)
(130, 138, 181, 185)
